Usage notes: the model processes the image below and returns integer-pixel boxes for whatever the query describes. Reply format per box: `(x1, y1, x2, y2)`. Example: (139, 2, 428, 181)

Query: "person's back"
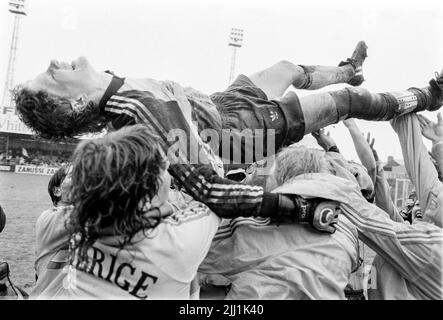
(368, 220, 442, 300)
(39, 124, 221, 299)
(48, 200, 219, 299)
(199, 147, 361, 299)
(31, 205, 72, 298)
(366, 113, 443, 300)
(31, 166, 72, 298)
(202, 213, 358, 299)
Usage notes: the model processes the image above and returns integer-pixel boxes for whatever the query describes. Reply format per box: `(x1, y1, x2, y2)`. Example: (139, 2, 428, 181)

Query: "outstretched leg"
(295, 71, 443, 135)
(248, 41, 368, 99)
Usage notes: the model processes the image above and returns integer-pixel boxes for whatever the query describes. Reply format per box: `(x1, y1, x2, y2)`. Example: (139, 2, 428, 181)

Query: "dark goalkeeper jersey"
(98, 75, 281, 219)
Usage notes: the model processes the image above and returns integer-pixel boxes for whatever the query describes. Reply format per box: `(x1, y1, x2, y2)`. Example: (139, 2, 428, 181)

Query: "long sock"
(295, 65, 355, 90)
(330, 86, 439, 121)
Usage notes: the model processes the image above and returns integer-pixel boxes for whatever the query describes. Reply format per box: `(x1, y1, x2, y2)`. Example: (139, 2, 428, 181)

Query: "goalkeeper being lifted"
(13, 41, 443, 233)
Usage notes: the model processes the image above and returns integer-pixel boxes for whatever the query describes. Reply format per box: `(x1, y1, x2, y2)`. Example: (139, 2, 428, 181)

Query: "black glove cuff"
(269, 194, 296, 224)
(273, 194, 314, 224)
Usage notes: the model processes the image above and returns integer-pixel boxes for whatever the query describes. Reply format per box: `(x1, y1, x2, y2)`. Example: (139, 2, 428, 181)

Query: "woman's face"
(411, 200, 423, 222)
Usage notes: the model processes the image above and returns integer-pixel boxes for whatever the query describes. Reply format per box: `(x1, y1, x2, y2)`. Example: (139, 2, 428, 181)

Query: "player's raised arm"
(418, 112, 443, 175)
(343, 119, 377, 185)
(391, 113, 443, 228)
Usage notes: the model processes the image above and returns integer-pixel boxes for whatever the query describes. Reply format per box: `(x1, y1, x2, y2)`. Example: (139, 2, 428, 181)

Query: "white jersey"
(41, 200, 220, 300)
(199, 173, 360, 300)
(31, 205, 72, 298)
(344, 194, 442, 300)
(391, 114, 443, 228)
(366, 113, 443, 300)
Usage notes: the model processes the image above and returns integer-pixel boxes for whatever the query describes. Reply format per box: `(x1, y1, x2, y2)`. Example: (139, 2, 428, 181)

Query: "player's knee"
(276, 60, 296, 69)
(275, 60, 310, 87)
(275, 60, 298, 75)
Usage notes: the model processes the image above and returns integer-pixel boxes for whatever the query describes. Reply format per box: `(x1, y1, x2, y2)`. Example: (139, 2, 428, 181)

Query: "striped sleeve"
(341, 190, 443, 299)
(104, 91, 279, 219)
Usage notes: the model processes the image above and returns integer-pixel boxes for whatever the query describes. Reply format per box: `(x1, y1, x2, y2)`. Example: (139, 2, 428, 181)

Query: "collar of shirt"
(272, 172, 355, 205)
(98, 71, 125, 114)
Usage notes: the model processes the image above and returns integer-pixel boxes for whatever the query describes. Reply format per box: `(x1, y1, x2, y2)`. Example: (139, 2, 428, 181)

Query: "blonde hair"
(273, 145, 330, 185)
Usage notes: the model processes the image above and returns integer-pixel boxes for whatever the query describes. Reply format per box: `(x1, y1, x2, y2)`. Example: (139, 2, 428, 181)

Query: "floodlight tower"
(228, 28, 244, 85)
(2, 0, 27, 115)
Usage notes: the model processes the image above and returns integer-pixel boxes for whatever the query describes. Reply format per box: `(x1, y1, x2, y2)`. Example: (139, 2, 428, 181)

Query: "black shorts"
(209, 74, 305, 153)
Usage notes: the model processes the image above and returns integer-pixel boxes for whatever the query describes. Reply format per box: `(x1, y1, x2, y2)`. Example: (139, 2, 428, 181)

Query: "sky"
(1, 0, 442, 162)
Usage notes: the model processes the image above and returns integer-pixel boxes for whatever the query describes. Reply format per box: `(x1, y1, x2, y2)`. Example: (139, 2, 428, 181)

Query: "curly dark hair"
(48, 165, 68, 205)
(67, 124, 168, 267)
(13, 86, 110, 140)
